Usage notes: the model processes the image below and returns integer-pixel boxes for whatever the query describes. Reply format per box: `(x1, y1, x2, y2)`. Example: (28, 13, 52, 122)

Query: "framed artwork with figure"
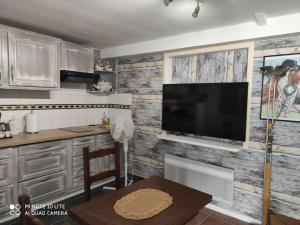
(260, 53, 300, 122)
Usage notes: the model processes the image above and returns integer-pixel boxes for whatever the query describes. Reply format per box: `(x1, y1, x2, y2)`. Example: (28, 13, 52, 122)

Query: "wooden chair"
(18, 194, 46, 225)
(83, 142, 121, 201)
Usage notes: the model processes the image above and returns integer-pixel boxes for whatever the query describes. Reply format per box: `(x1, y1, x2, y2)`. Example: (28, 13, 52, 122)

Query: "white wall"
(101, 12, 300, 58)
(0, 88, 131, 134)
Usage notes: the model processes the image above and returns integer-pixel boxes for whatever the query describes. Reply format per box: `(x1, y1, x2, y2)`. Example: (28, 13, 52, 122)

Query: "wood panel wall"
(116, 34, 300, 221)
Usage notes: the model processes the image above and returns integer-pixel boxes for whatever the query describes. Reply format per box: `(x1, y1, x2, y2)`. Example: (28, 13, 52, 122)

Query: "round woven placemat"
(113, 188, 173, 220)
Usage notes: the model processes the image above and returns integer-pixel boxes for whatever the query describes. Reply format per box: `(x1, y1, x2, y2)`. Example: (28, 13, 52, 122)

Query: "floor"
(4, 177, 252, 225)
(186, 208, 250, 225)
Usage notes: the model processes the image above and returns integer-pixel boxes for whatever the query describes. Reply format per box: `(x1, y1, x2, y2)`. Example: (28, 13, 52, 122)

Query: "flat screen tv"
(162, 82, 248, 141)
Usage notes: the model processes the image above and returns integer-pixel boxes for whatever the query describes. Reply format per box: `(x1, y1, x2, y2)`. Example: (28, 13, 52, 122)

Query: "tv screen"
(162, 82, 248, 141)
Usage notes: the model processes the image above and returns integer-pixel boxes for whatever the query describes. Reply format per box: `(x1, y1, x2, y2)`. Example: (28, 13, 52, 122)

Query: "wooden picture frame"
(260, 53, 300, 122)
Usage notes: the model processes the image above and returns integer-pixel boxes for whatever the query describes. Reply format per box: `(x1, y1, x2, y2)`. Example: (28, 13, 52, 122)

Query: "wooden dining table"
(69, 176, 212, 225)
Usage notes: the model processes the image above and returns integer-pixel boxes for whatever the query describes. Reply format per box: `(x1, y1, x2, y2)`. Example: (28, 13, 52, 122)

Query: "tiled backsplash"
(0, 88, 132, 134)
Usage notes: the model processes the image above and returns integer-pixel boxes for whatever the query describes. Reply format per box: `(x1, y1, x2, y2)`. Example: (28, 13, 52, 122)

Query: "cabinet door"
(19, 172, 66, 203)
(18, 149, 66, 182)
(0, 185, 15, 214)
(61, 42, 94, 73)
(8, 31, 59, 88)
(0, 158, 16, 187)
(95, 134, 115, 173)
(0, 29, 8, 86)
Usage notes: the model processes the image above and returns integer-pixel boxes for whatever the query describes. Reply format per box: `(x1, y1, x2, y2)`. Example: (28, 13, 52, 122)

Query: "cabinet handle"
(79, 139, 90, 143)
(39, 152, 56, 157)
(39, 145, 55, 150)
(10, 65, 14, 81)
(39, 177, 53, 183)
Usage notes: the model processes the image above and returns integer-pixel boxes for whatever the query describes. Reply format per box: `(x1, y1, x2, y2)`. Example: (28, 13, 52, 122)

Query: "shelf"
(87, 90, 115, 96)
(94, 70, 115, 74)
(157, 134, 243, 153)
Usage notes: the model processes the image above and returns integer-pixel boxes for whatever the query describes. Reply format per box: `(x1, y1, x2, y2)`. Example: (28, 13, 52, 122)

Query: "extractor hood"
(60, 70, 100, 84)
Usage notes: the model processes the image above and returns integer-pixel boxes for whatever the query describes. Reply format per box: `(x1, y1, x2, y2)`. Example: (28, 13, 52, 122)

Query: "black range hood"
(60, 70, 100, 84)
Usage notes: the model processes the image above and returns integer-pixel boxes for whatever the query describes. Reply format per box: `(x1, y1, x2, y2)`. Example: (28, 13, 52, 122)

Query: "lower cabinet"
(0, 158, 16, 187)
(0, 133, 116, 218)
(18, 148, 66, 182)
(18, 172, 66, 203)
(95, 134, 115, 173)
(71, 136, 96, 189)
(0, 148, 17, 215)
(0, 184, 15, 214)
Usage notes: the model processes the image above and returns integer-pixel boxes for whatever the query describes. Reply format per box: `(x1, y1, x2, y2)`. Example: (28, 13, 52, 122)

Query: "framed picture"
(260, 53, 300, 122)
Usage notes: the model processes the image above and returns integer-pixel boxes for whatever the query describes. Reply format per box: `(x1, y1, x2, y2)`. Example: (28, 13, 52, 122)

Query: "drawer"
(73, 143, 95, 156)
(0, 158, 16, 187)
(18, 149, 66, 181)
(19, 172, 66, 203)
(18, 141, 67, 156)
(0, 184, 15, 214)
(73, 136, 95, 146)
(0, 148, 17, 159)
(72, 176, 83, 188)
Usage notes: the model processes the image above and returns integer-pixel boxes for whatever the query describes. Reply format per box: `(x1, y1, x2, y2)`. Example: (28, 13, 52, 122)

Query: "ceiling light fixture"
(192, 0, 201, 18)
(163, 0, 204, 18)
(163, 0, 174, 6)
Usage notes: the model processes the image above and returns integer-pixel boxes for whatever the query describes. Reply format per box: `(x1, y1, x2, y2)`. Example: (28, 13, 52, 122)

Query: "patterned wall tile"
(172, 56, 193, 83)
(196, 51, 228, 83)
(233, 48, 248, 82)
(0, 103, 131, 111)
(118, 67, 163, 95)
(132, 100, 161, 128)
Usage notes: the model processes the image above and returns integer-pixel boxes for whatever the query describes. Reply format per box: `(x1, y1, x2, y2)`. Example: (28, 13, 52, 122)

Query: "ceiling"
(0, 0, 299, 49)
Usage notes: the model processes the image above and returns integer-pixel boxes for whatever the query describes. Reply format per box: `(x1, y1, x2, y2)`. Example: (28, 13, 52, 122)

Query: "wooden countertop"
(0, 126, 110, 149)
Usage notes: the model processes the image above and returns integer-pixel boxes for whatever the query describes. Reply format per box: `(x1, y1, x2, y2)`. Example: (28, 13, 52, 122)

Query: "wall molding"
(0, 104, 131, 111)
(163, 41, 255, 148)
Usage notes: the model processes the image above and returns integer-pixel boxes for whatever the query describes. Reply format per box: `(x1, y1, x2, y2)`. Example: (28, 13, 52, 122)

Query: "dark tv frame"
(162, 82, 249, 142)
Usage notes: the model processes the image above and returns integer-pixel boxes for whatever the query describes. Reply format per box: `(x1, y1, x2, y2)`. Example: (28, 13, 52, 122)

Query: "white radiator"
(164, 154, 234, 204)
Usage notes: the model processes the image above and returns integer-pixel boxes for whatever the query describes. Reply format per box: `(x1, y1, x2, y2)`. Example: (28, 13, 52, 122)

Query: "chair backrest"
(18, 194, 46, 225)
(83, 142, 121, 201)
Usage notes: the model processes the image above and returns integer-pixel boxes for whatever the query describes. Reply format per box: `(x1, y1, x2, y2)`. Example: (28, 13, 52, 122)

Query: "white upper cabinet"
(61, 42, 94, 73)
(8, 30, 60, 88)
(0, 29, 8, 87)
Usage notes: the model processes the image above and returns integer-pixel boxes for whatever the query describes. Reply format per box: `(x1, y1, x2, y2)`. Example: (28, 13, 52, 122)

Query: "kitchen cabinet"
(71, 136, 96, 189)
(61, 41, 94, 73)
(0, 133, 116, 220)
(17, 141, 68, 203)
(8, 30, 60, 88)
(0, 184, 15, 214)
(18, 141, 67, 181)
(18, 149, 67, 182)
(0, 148, 17, 215)
(0, 29, 8, 87)
(0, 149, 17, 187)
(19, 171, 66, 203)
(95, 134, 115, 172)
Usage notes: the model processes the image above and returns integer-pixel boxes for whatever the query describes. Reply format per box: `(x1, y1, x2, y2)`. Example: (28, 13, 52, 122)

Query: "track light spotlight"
(164, 0, 203, 18)
(163, 0, 173, 6)
(192, 0, 200, 18)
